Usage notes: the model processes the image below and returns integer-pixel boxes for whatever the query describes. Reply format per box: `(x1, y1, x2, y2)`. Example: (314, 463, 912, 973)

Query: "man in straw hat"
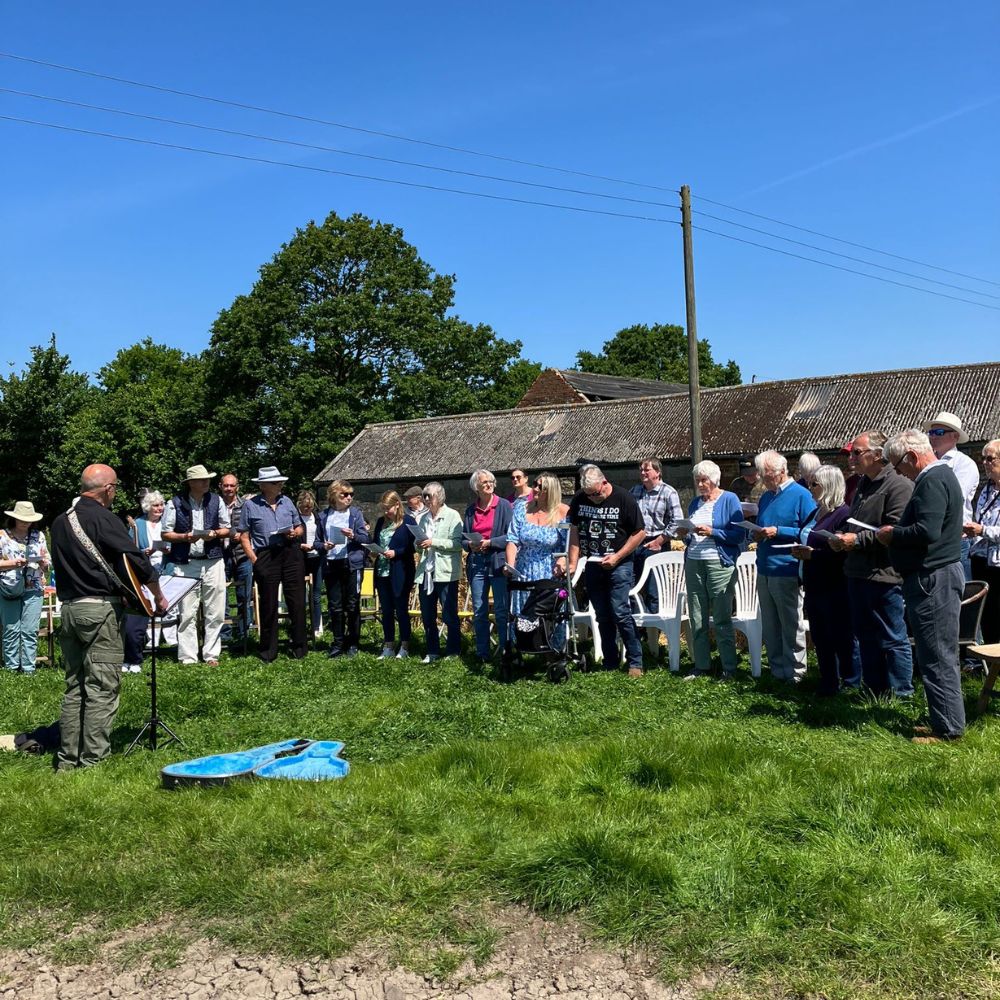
(923, 410, 979, 580)
(161, 464, 230, 666)
(238, 466, 308, 663)
(50, 464, 167, 769)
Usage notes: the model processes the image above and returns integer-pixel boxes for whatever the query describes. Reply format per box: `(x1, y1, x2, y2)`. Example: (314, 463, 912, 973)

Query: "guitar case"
(161, 739, 349, 788)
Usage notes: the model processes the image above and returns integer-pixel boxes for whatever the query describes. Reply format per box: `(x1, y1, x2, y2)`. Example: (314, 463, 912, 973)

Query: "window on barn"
(786, 383, 833, 420)
(536, 411, 567, 442)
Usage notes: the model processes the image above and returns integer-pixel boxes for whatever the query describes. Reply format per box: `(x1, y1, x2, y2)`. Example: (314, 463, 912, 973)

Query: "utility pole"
(680, 184, 702, 465)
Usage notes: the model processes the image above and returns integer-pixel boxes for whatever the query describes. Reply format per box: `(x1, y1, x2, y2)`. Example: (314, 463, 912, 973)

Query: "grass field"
(1, 638, 999, 999)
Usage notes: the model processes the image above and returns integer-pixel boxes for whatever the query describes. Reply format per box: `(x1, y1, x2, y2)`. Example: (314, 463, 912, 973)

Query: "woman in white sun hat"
(0, 500, 50, 674)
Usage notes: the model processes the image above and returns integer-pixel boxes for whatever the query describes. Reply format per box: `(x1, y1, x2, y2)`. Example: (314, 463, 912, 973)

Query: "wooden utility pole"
(680, 185, 702, 465)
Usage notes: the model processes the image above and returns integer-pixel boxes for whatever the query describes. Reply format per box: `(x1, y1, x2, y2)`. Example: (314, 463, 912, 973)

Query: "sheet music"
(141, 575, 200, 614)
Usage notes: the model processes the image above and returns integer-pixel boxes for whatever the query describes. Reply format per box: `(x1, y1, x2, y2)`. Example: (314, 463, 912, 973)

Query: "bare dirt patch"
(0, 909, 724, 999)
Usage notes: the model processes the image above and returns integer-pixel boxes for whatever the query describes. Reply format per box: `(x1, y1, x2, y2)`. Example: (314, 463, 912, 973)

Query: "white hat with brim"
(252, 466, 289, 483)
(922, 411, 970, 444)
(185, 464, 217, 480)
(4, 500, 43, 523)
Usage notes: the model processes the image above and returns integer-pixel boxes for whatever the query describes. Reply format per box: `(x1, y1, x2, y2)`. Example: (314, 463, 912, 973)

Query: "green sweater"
(889, 463, 963, 576)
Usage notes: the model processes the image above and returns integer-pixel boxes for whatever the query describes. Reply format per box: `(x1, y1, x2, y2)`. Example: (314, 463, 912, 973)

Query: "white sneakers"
(378, 645, 395, 659)
(122, 664, 143, 674)
(421, 654, 439, 664)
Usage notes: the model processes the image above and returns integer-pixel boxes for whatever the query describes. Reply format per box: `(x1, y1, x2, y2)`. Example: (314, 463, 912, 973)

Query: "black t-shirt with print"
(568, 485, 644, 558)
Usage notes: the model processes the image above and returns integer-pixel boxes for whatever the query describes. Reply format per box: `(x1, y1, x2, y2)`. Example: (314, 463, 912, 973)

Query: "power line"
(4, 50, 993, 291)
(0, 50, 679, 195)
(693, 193, 1000, 288)
(693, 225, 1000, 312)
(0, 114, 680, 225)
(0, 87, 683, 213)
(693, 209, 1000, 301)
(3, 113, 995, 312)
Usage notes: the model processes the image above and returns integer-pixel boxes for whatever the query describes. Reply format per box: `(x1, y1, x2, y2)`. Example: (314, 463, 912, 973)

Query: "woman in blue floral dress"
(504, 472, 569, 650)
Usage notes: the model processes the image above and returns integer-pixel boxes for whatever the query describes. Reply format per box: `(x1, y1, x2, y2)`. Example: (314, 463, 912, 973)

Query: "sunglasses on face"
(511, 474, 524, 481)
(534, 481, 545, 490)
(927, 428, 953, 437)
(422, 493, 433, 500)
(338, 491, 353, 497)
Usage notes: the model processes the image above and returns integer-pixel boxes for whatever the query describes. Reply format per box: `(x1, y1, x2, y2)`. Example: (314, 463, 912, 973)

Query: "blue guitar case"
(161, 738, 348, 788)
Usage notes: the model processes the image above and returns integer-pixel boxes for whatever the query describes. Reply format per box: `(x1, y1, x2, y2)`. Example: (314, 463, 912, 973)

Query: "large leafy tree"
(201, 211, 539, 486)
(58, 339, 208, 512)
(576, 323, 741, 387)
(0, 335, 96, 519)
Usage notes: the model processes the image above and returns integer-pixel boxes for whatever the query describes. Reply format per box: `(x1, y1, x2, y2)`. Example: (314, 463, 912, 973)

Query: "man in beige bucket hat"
(923, 410, 979, 578)
(161, 464, 231, 665)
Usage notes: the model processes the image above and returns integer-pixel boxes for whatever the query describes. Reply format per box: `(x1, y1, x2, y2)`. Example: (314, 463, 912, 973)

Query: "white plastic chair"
(571, 561, 604, 665)
(732, 551, 763, 677)
(629, 551, 688, 672)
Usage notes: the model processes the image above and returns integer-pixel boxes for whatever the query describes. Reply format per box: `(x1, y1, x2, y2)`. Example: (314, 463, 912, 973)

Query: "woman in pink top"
(463, 469, 514, 663)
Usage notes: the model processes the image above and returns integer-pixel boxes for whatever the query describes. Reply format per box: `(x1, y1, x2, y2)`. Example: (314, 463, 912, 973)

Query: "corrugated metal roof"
(557, 369, 688, 399)
(315, 362, 1000, 483)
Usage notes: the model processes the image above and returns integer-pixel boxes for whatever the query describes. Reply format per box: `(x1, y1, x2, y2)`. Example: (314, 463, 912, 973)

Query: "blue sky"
(2, 1, 997, 385)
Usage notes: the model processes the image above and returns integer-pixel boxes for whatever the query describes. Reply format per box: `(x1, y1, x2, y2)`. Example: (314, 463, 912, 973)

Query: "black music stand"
(125, 610, 184, 754)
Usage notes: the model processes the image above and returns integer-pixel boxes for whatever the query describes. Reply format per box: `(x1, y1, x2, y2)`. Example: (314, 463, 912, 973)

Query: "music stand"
(125, 610, 184, 754)
(123, 565, 197, 755)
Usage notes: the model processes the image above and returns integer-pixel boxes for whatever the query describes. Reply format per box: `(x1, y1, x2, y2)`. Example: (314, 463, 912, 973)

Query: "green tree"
(576, 323, 741, 387)
(58, 339, 208, 511)
(0, 335, 96, 519)
(201, 211, 539, 486)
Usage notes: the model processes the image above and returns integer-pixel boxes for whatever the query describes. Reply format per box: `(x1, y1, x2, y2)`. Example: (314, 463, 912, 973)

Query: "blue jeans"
(847, 577, 914, 697)
(419, 580, 461, 656)
(903, 563, 965, 738)
(222, 556, 255, 641)
(585, 561, 643, 670)
(468, 554, 508, 658)
(632, 544, 660, 614)
(305, 555, 323, 633)
(0, 590, 42, 672)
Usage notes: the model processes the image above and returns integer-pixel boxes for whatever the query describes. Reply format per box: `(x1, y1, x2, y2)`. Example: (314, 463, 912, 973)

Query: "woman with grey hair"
(674, 460, 746, 677)
(462, 469, 514, 662)
(792, 464, 858, 696)
(122, 489, 174, 672)
(416, 482, 464, 662)
(796, 451, 821, 487)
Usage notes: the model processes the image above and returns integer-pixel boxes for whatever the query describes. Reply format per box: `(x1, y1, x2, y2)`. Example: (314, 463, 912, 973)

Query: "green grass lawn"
(2, 639, 1000, 999)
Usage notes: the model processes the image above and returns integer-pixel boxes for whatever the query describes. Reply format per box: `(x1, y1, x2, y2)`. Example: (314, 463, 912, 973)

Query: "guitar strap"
(66, 509, 139, 611)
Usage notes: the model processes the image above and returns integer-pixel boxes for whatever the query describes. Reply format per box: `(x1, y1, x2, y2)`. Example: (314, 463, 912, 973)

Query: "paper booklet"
(740, 503, 759, 516)
(810, 528, 838, 540)
(323, 526, 346, 545)
(846, 517, 879, 532)
(150, 539, 171, 553)
(674, 518, 698, 532)
(189, 528, 213, 539)
(736, 520, 759, 531)
(407, 523, 430, 543)
(363, 543, 388, 556)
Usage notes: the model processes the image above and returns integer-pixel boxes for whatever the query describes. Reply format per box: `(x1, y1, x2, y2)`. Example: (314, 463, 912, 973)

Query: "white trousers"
(173, 558, 227, 663)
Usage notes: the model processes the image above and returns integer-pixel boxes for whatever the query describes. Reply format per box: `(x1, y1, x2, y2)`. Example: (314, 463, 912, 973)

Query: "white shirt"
(162, 493, 231, 558)
(939, 447, 980, 522)
(687, 499, 719, 561)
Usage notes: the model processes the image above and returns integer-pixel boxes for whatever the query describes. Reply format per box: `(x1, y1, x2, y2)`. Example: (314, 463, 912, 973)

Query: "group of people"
(10, 405, 999, 769)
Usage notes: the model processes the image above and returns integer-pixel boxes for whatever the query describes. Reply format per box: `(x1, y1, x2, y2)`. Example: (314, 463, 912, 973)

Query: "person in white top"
(161, 464, 231, 666)
(923, 410, 980, 580)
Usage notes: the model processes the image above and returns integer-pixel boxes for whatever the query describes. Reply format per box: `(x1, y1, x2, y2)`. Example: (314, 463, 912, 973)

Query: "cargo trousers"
(57, 597, 125, 770)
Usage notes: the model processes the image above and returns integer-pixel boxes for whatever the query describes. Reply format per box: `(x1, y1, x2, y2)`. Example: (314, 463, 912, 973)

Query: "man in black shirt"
(877, 431, 965, 743)
(568, 464, 646, 677)
(50, 464, 166, 770)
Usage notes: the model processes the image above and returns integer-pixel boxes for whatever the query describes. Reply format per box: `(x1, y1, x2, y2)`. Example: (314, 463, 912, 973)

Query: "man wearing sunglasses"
(316, 479, 369, 657)
(922, 411, 979, 581)
(567, 464, 646, 677)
